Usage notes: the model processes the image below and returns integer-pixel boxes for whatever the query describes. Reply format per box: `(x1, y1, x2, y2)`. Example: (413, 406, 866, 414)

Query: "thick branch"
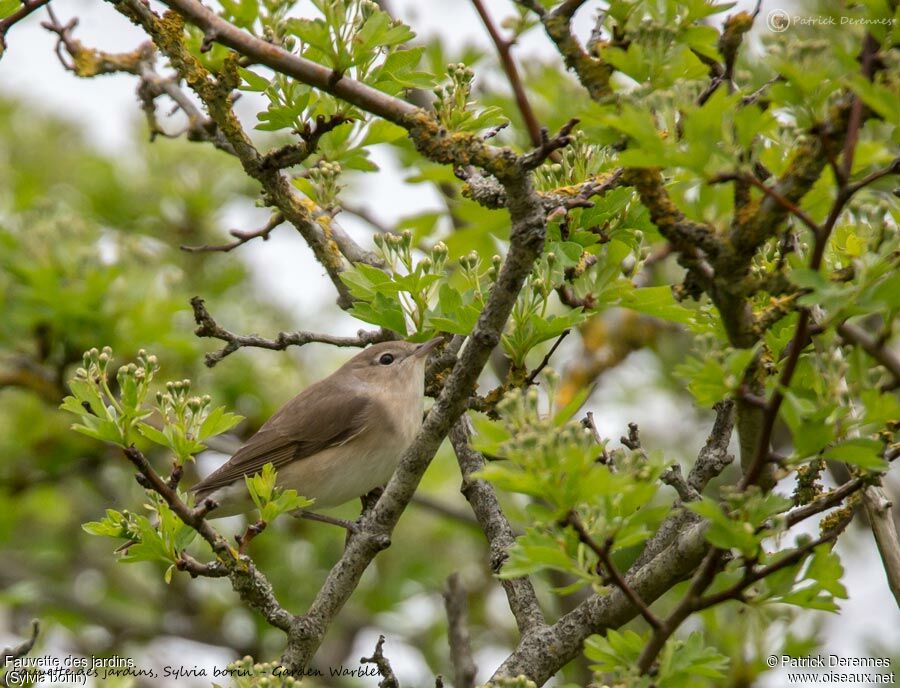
(443, 573, 477, 688)
(154, 0, 419, 125)
(279, 158, 550, 673)
(492, 519, 709, 684)
(450, 420, 546, 634)
(514, 0, 612, 101)
(861, 486, 900, 606)
(838, 321, 900, 388)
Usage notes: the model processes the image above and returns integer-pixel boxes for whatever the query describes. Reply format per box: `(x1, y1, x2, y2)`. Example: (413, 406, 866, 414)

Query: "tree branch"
(860, 486, 900, 607)
(0, 0, 50, 52)
(360, 636, 399, 688)
(121, 446, 295, 633)
(450, 419, 546, 634)
(277, 143, 554, 673)
(443, 573, 477, 688)
(181, 212, 285, 253)
(837, 320, 900, 389)
(1, 619, 40, 663)
(470, 0, 543, 149)
(110, 0, 378, 307)
(525, 328, 570, 385)
(514, 0, 612, 101)
(189, 296, 394, 367)
(563, 511, 662, 630)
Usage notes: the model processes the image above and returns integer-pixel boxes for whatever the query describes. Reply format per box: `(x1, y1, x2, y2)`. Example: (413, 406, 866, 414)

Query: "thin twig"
(710, 172, 819, 234)
(695, 516, 851, 610)
(525, 328, 570, 385)
(846, 157, 900, 195)
(1, 619, 40, 663)
(0, 0, 51, 50)
(360, 636, 399, 688)
(564, 511, 663, 630)
(290, 510, 358, 532)
(190, 296, 394, 367)
(520, 118, 580, 170)
(470, 0, 543, 149)
(181, 213, 285, 253)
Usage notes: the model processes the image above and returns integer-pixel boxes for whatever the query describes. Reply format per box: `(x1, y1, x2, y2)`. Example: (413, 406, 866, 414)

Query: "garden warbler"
(191, 337, 442, 517)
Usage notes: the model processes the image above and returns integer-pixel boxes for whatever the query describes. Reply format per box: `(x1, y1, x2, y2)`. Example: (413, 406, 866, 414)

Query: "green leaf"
(199, 406, 244, 440)
(71, 416, 125, 446)
(470, 412, 511, 454)
(349, 292, 408, 333)
(261, 489, 314, 522)
(137, 422, 170, 448)
(585, 629, 645, 672)
(620, 286, 695, 325)
(66, 379, 106, 417)
(823, 438, 886, 470)
(245, 462, 278, 511)
(239, 68, 270, 92)
(362, 119, 407, 146)
(847, 75, 900, 125)
(687, 498, 759, 555)
(552, 386, 591, 426)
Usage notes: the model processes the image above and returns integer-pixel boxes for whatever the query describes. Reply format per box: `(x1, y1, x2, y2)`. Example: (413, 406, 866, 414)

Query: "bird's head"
(342, 337, 443, 386)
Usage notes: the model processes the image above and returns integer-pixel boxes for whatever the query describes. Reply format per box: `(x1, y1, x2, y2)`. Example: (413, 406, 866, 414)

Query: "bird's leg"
(290, 510, 359, 533)
(235, 519, 267, 553)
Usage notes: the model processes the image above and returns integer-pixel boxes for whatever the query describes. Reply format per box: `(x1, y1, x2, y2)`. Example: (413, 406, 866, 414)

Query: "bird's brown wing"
(191, 379, 375, 499)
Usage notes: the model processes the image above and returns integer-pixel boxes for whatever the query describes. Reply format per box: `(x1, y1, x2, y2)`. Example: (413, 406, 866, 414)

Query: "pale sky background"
(1, 0, 897, 685)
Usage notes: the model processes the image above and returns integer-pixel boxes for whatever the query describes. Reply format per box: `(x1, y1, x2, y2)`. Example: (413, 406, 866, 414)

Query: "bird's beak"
(414, 336, 443, 358)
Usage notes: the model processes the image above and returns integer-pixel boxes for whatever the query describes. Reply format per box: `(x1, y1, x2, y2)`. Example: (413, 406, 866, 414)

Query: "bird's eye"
(378, 353, 395, 365)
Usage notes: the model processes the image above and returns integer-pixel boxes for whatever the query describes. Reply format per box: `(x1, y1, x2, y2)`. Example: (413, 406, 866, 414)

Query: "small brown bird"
(191, 337, 442, 517)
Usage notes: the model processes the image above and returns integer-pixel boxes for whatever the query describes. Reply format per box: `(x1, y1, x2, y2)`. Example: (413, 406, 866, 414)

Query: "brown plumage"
(191, 337, 441, 517)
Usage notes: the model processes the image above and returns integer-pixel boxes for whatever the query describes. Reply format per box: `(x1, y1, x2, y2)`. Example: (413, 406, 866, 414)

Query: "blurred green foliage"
(0, 0, 898, 684)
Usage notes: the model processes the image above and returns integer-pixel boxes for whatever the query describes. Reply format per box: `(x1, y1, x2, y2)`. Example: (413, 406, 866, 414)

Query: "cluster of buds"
(307, 160, 343, 209)
(427, 240, 449, 273)
(76, 347, 160, 415)
(458, 249, 492, 296)
(532, 130, 604, 191)
(373, 229, 415, 271)
(77, 346, 114, 382)
(417, 239, 449, 277)
(496, 388, 598, 469)
(433, 63, 475, 128)
(357, 0, 380, 19)
(115, 350, 159, 411)
(486, 254, 502, 283)
(156, 378, 212, 432)
(224, 657, 301, 687)
(496, 387, 543, 432)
